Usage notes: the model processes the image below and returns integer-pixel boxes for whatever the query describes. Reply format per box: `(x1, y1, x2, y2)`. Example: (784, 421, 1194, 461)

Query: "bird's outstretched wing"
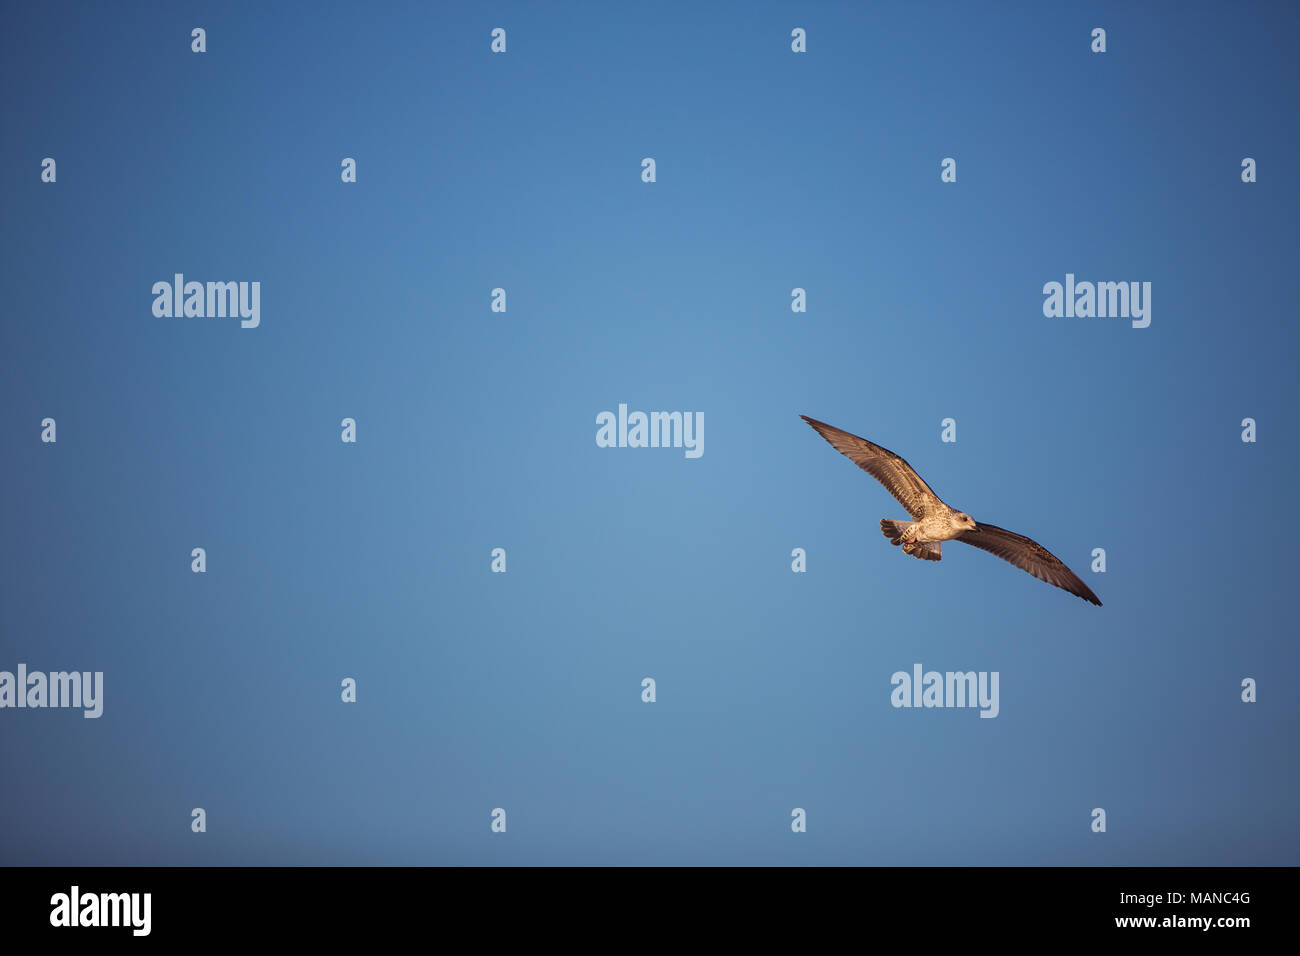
(801, 415, 944, 520)
(956, 523, 1101, 606)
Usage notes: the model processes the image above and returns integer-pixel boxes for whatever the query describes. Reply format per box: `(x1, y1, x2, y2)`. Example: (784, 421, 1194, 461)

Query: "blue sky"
(1, 1, 1297, 865)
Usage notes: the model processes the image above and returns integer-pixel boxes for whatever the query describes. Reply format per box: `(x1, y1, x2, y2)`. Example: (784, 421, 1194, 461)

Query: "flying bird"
(801, 415, 1101, 606)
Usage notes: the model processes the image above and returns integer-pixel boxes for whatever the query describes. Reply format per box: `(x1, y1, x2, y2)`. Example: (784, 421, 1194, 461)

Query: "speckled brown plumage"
(802, 415, 1101, 606)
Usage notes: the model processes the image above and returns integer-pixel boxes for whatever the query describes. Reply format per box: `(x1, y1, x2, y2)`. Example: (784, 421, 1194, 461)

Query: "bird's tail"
(880, 519, 941, 561)
(880, 519, 910, 544)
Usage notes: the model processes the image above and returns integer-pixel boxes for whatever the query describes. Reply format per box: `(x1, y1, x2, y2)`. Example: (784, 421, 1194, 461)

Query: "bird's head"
(951, 512, 978, 533)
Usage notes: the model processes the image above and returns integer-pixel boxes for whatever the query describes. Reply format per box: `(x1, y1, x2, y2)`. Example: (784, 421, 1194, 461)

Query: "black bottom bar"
(0, 866, 1282, 942)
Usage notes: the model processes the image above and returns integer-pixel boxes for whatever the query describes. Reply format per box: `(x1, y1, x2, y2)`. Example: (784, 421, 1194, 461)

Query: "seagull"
(801, 415, 1101, 606)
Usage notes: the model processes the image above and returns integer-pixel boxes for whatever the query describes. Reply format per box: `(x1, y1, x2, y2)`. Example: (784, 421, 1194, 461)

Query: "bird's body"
(801, 415, 1101, 606)
(901, 513, 969, 544)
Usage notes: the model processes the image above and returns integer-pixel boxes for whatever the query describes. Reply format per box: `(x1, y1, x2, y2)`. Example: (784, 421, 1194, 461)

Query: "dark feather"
(802, 416, 942, 520)
(957, 523, 1101, 606)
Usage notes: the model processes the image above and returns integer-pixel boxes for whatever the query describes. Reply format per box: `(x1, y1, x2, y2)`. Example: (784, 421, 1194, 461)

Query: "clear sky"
(1, 1, 1297, 865)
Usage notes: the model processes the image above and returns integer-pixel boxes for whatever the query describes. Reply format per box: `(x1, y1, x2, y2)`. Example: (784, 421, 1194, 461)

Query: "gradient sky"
(1, 1, 1297, 865)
